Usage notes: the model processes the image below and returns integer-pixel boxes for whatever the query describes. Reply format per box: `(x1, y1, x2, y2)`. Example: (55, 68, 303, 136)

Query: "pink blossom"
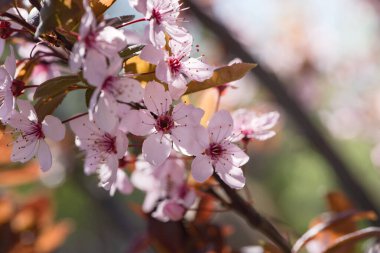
(8, 99, 66, 171)
(69, 0, 127, 83)
(129, 0, 190, 47)
(70, 115, 128, 175)
(0, 48, 17, 122)
(141, 39, 215, 98)
(231, 109, 280, 142)
(97, 165, 133, 196)
(132, 155, 196, 221)
(120, 81, 204, 166)
(87, 58, 144, 132)
(191, 110, 249, 189)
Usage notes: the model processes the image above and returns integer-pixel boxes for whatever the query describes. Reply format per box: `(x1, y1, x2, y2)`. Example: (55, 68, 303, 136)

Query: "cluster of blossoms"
(0, 0, 279, 221)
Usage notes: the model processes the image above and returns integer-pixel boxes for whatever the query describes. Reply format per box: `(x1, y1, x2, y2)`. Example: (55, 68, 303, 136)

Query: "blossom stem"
(0, 12, 36, 34)
(62, 112, 88, 124)
(116, 18, 147, 29)
(22, 85, 40, 89)
(214, 174, 292, 253)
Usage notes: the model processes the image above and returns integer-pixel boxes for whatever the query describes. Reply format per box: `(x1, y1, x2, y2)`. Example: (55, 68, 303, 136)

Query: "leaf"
(323, 227, 380, 253)
(0, 0, 13, 13)
(184, 63, 257, 95)
(292, 210, 377, 253)
(36, 0, 116, 36)
(105, 15, 135, 27)
(35, 92, 67, 120)
(120, 45, 145, 60)
(34, 75, 81, 99)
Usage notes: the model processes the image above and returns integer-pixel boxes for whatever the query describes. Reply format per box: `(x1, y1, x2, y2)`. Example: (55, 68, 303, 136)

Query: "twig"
(214, 174, 292, 253)
(188, 0, 380, 224)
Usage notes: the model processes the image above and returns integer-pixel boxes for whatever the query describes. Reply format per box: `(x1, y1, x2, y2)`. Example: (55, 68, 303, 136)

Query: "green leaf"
(184, 63, 257, 95)
(36, 0, 116, 36)
(0, 0, 13, 13)
(34, 75, 81, 100)
(35, 92, 67, 120)
(85, 87, 95, 107)
(119, 45, 145, 60)
(105, 15, 134, 27)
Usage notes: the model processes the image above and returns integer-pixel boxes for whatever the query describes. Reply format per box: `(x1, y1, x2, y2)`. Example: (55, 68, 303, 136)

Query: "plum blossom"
(0, 8, 29, 54)
(231, 109, 280, 143)
(132, 155, 196, 221)
(69, 115, 128, 175)
(129, 0, 190, 47)
(86, 57, 144, 132)
(0, 48, 18, 122)
(141, 39, 215, 98)
(97, 164, 133, 196)
(69, 0, 127, 83)
(191, 110, 249, 189)
(121, 81, 204, 166)
(8, 99, 66, 171)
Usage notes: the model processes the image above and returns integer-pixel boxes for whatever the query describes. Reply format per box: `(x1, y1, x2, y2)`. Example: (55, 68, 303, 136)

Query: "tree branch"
(188, 1, 380, 223)
(214, 175, 292, 253)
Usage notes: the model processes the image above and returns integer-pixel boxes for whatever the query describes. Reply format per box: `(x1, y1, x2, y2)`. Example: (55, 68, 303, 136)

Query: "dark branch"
(187, 1, 380, 223)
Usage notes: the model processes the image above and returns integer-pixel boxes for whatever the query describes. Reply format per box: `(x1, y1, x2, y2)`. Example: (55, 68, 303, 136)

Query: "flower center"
(0, 21, 13, 39)
(84, 30, 97, 48)
(205, 143, 225, 160)
(99, 133, 117, 154)
(155, 114, 174, 133)
(102, 76, 116, 93)
(152, 8, 163, 25)
(11, 79, 25, 97)
(25, 122, 44, 140)
(168, 57, 181, 75)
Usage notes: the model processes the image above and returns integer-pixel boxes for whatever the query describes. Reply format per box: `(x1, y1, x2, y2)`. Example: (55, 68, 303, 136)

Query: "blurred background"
(3, 0, 380, 252)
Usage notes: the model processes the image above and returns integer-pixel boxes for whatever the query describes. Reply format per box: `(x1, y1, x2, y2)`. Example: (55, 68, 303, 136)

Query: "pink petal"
(11, 136, 37, 163)
(84, 152, 100, 175)
(69, 43, 84, 73)
(155, 60, 172, 85)
(94, 92, 118, 133)
(163, 200, 185, 221)
(144, 81, 172, 115)
(166, 26, 192, 47)
(42, 115, 65, 141)
(253, 111, 280, 131)
(142, 133, 171, 166)
(115, 130, 128, 158)
(128, 0, 147, 14)
(225, 144, 249, 167)
(37, 140, 52, 172)
(172, 103, 204, 126)
(251, 130, 276, 141)
(217, 166, 245, 189)
(119, 109, 154, 135)
(96, 27, 127, 57)
(191, 155, 213, 183)
(116, 169, 133, 195)
(149, 20, 166, 47)
(181, 57, 214, 82)
(79, 1, 96, 37)
(116, 77, 144, 103)
(168, 83, 187, 99)
(208, 110, 233, 143)
(140, 44, 165, 65)
(142, 191, 161, 212)
(83, 50, 108, 87)
(16, 99, 37, 122)
(4, 47, 16, 78)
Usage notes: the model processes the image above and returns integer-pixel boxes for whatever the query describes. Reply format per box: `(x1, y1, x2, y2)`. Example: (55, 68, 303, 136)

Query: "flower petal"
(191, 155, 213, 183)
(217, 166, 245, 189)
(37, 140, 52, 172)
(142, 133, 171, 166)
(144, 81, 172, 115)
(208, 110, 233, 143)
(42, 115, 65, 141)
